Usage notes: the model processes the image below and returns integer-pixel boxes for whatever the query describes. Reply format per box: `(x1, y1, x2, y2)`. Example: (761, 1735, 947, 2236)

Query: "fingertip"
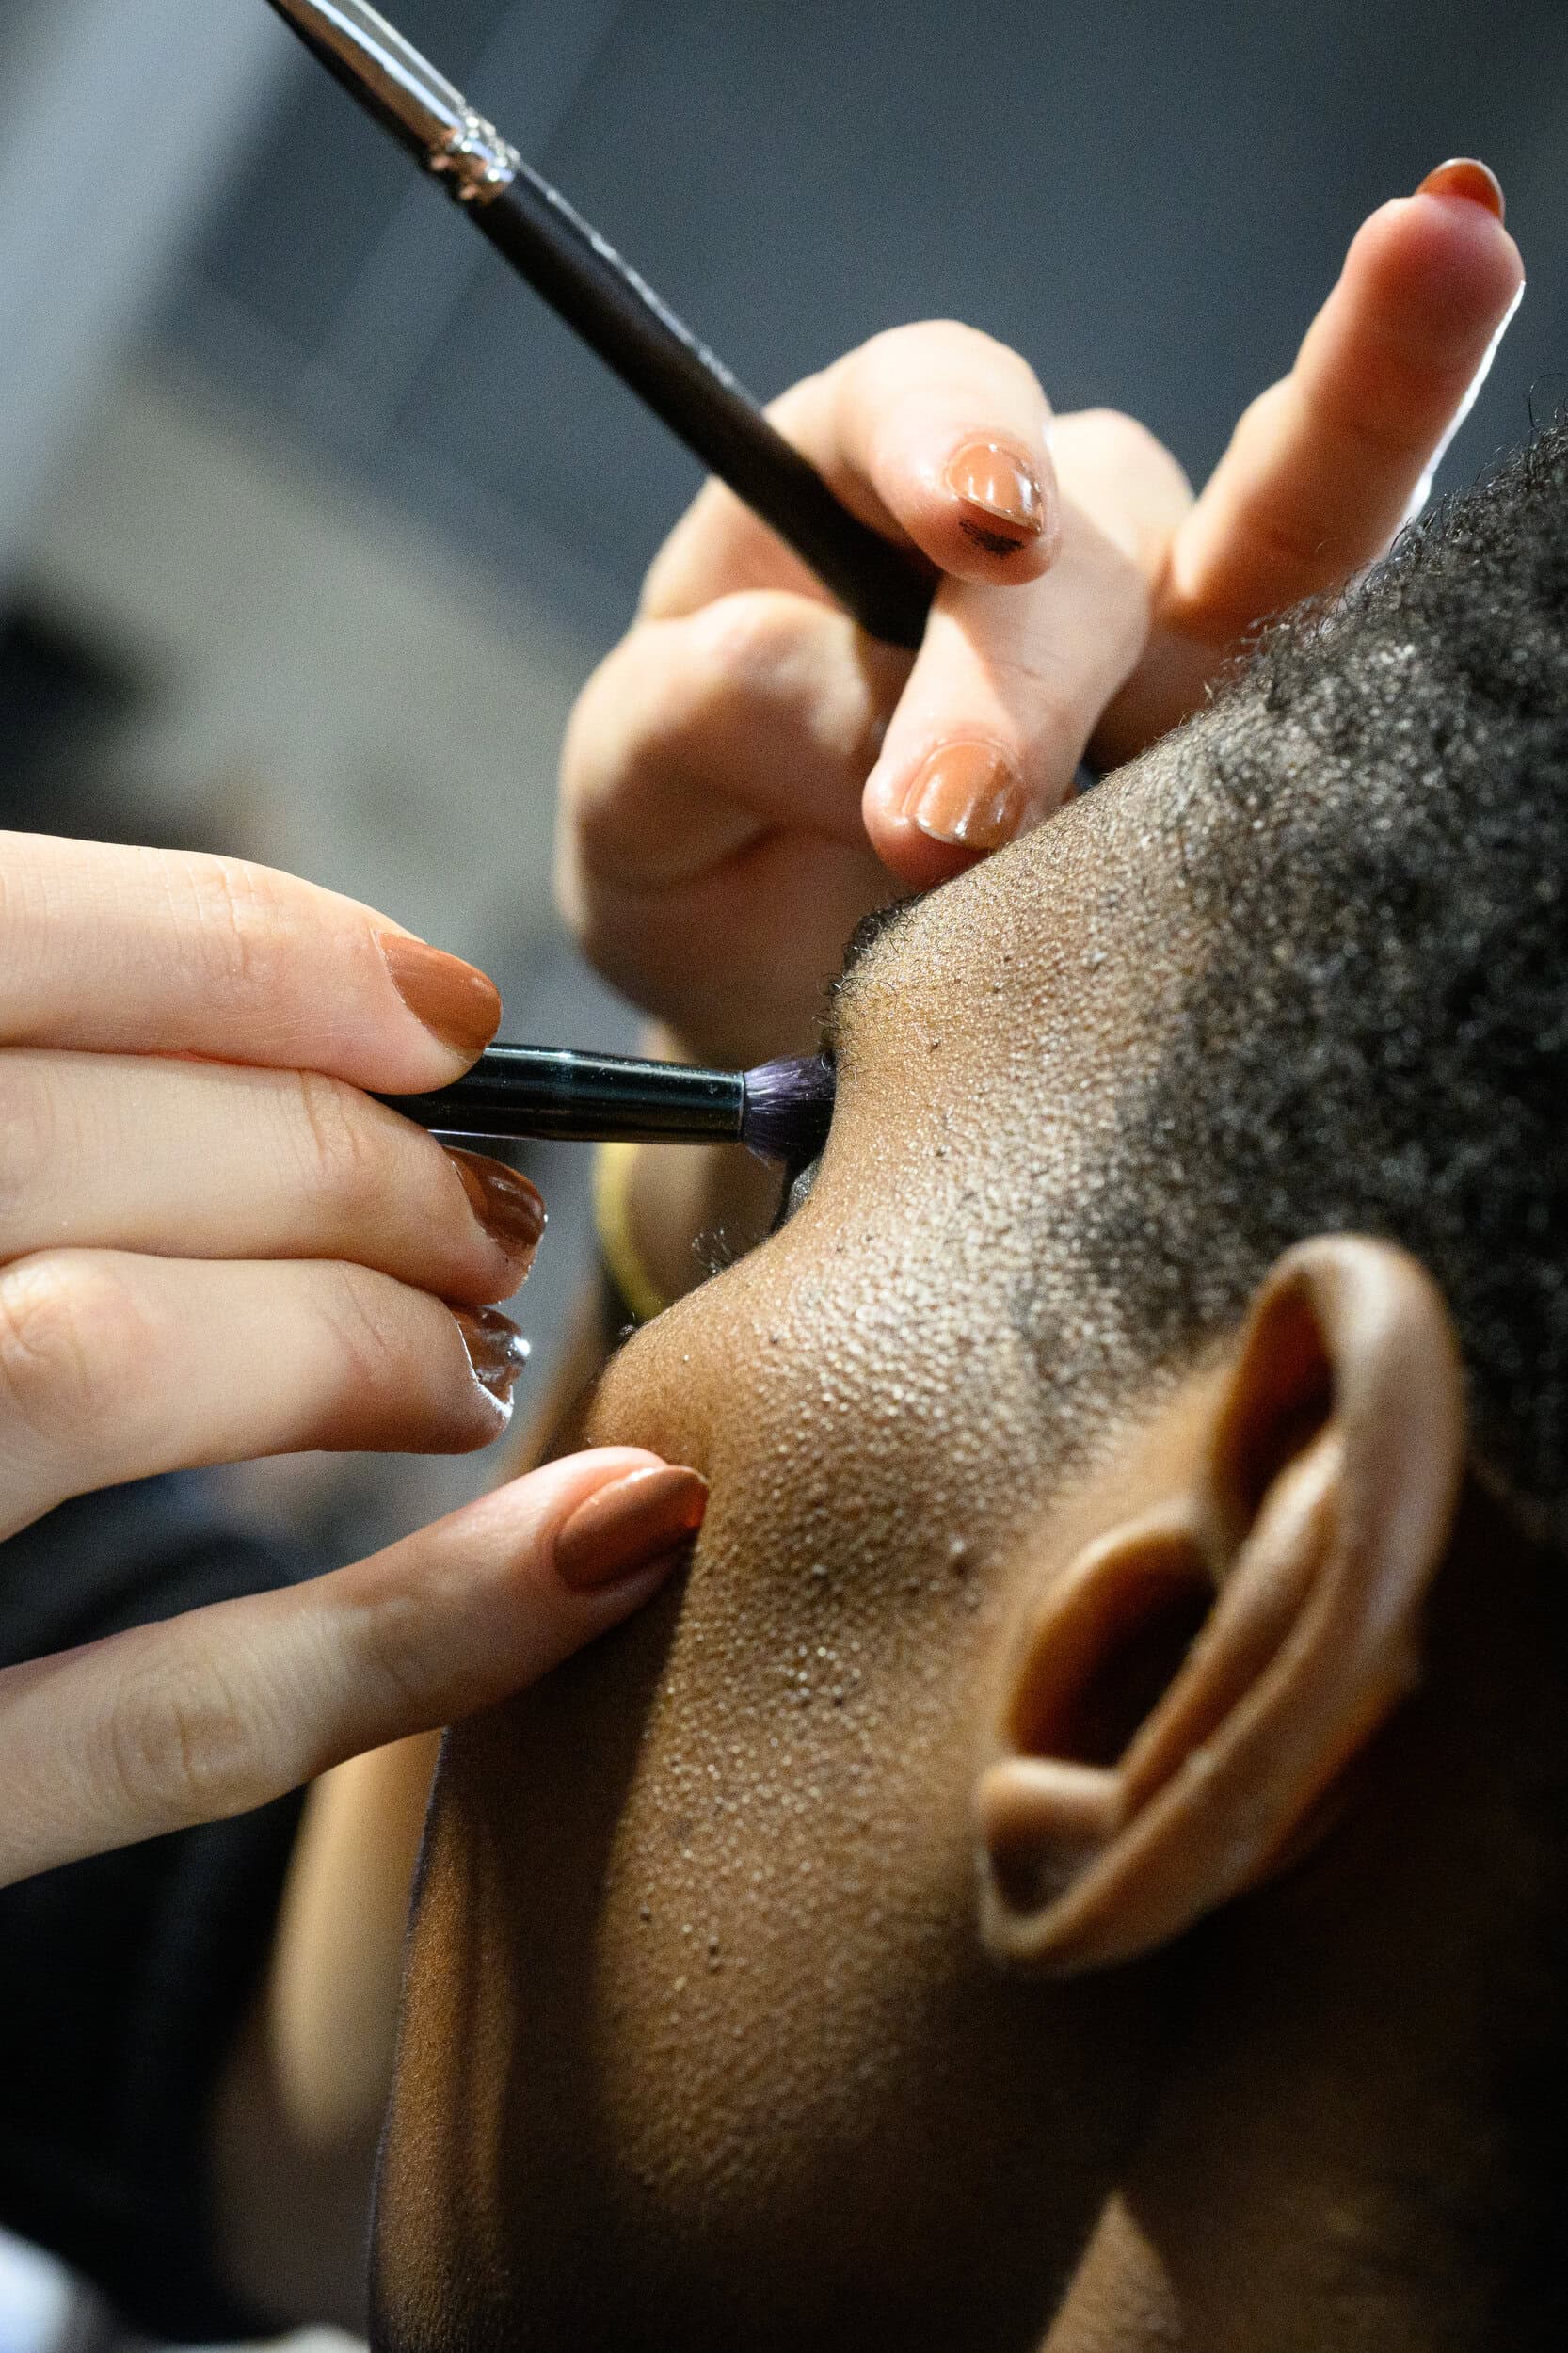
(863, 767, 992, 890)
(377, 932, 503, 1075)
(1352, 177, 1524, 322)
(1416, 156, 1505, 223)
(450, 1305, 531, 1431)
(447, 1150, 547, 1284)
(878, 426, 1059, 587)
(552, 1463, 709, 1594)
(941, 435, 1061, 565)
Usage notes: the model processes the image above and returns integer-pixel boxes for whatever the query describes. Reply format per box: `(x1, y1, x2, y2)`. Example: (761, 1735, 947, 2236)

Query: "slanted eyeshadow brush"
(261, 0, 933, 649)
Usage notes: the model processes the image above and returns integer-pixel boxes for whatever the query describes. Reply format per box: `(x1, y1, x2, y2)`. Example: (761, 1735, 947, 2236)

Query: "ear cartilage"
(377, 1045, 836, 1165)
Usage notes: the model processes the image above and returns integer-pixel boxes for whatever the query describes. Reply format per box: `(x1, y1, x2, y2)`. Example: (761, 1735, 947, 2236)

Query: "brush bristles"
(739, 1053, 836, 1163)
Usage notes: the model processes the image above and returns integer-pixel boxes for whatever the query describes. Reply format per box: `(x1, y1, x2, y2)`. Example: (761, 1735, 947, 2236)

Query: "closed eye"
(768, 891, 925, 1239)
(769, 1147, 824, 1234)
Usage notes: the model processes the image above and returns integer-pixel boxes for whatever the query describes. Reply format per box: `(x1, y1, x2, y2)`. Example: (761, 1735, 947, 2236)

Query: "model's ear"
(976, 1237, 1465, 1975)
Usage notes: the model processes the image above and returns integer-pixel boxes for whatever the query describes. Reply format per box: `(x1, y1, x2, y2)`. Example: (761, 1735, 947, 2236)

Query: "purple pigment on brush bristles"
(741, 1054, 836, 1164)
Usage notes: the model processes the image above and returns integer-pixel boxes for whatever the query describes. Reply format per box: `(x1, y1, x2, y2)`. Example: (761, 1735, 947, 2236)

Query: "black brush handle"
(377, 1044, 745, 1144)
(478, 167, 933, 650)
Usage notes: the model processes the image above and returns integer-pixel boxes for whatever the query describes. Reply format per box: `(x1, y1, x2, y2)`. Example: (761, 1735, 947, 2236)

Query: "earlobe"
(976, 1237, 1466, 1976)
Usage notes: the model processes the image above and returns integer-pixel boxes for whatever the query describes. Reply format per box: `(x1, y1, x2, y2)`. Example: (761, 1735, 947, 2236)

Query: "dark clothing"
(0, 1479, 318, 2341)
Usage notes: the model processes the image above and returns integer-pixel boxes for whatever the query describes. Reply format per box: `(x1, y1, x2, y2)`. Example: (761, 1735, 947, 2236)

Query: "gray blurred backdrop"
(0, 0, 1563, 1565)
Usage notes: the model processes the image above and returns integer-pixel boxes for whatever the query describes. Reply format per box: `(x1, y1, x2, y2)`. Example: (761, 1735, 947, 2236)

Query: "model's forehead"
(838, 760, 1162, 1089)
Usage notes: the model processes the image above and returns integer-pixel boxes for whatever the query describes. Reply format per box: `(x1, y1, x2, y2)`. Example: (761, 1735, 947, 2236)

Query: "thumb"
(0, 1449, 704, 1887)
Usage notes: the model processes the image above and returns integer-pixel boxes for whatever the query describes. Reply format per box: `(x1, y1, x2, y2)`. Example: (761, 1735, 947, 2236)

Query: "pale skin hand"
(0, 833, 696, 1889)
(560, 166, 1524, 1078)
(558, 167, 1522, 1302)
(0, 833, 708, 2328)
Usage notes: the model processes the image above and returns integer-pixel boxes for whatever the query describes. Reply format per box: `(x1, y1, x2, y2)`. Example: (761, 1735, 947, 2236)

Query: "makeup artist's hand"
(0, 829, 707, 1882)
(1, 1447, 700, 1886)
(560, 159, 1522, 1070)
(0, 832, 539, 1542)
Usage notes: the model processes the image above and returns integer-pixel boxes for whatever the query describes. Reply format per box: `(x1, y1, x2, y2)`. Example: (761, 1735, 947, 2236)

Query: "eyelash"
(763, 897, 918, 1242)
(770, 1147, 824, 1234)
(768, 1035, 838, 1235)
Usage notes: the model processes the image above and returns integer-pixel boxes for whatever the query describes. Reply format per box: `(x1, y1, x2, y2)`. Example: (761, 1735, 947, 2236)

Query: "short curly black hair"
(1085, 414, 1568, 1544)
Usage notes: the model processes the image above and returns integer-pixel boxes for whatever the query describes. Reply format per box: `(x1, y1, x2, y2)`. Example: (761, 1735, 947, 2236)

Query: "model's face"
(376, 760, 1194, 2353)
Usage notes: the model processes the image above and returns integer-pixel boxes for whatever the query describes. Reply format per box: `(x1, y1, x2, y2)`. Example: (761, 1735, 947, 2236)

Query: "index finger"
(642, 320, 1061, 622)
(1161, 161, 1525, 643)
(0, 832, 501, 1090)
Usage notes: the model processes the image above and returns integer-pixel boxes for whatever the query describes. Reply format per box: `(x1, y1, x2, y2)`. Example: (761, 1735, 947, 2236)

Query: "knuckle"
(1021, 677, 1081, 748)
(1242, 497, 1346, 584)
(560, 638, 657, 805)
(984, 643, 1080, 730)
(289, 1069, 391, 1223)
(552, 824, 588, 937)
(0, 1253, 147, 1438)
(0, 1058, 65, 1230)
(894, 318, 1046, 404)
(949, 320, 1045, 402)
(569, 599, 800, 838)
(1323, 392, 1425, 471)
(353, 1574, 445, 1721)
(1066, 402, 1138, 442)
(170, 852, 287, 1002)
(762, 368, 829, 435)
(96, 1647, 264, 1830)
(1055, 409, 1194, 531)
(1064, 405, 1164, 468)
(683, 590, 801, 692)
(315, 1262, 420, 1401)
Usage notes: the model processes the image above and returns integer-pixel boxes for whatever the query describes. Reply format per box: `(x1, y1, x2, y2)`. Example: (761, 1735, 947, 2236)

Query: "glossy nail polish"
(452, 1305, 531, 1403)
(943, 437, 1049, 554)
(449, 1150, 547, 1267)
(553, 1465, 709, 1592)
(379, 932, 502, 1059)
(903, 743, 1028, 851)
(1416, 158, 1505, 222)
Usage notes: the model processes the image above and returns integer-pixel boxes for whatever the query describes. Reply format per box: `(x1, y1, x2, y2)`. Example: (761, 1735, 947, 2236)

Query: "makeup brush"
(377, 1045, 835, 1164)
(261, 0, 932, 649)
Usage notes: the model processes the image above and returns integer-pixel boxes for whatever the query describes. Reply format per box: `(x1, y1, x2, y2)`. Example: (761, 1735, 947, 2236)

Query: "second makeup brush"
(262, 0, 933, 648)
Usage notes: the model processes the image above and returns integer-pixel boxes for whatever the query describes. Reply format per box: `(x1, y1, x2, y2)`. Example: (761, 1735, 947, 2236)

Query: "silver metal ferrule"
(429, 107, 522, 204)
(267, 0, 519, 200)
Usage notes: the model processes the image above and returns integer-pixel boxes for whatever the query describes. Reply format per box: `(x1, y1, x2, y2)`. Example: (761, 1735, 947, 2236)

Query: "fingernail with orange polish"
(553, 1465, 709, 1593)
(452, 1305, 531, 1404)
(903, 743, 1028, 851)
(449, 1150, 547, 1271)
(379, 933, 503, 1060)
(1416, 158, 1505, 222)
(943, 438, 1051, 554)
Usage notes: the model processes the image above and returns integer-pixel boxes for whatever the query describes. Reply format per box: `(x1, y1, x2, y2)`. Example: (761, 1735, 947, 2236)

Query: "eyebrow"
(819, 891, 927, 1058)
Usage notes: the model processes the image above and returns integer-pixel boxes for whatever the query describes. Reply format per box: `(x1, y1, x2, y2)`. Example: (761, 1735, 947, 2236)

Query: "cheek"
(389, 1214, 1139, 2342)
(569, 1244, 1043, 2208)
(586, 1510, 988, 2174)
